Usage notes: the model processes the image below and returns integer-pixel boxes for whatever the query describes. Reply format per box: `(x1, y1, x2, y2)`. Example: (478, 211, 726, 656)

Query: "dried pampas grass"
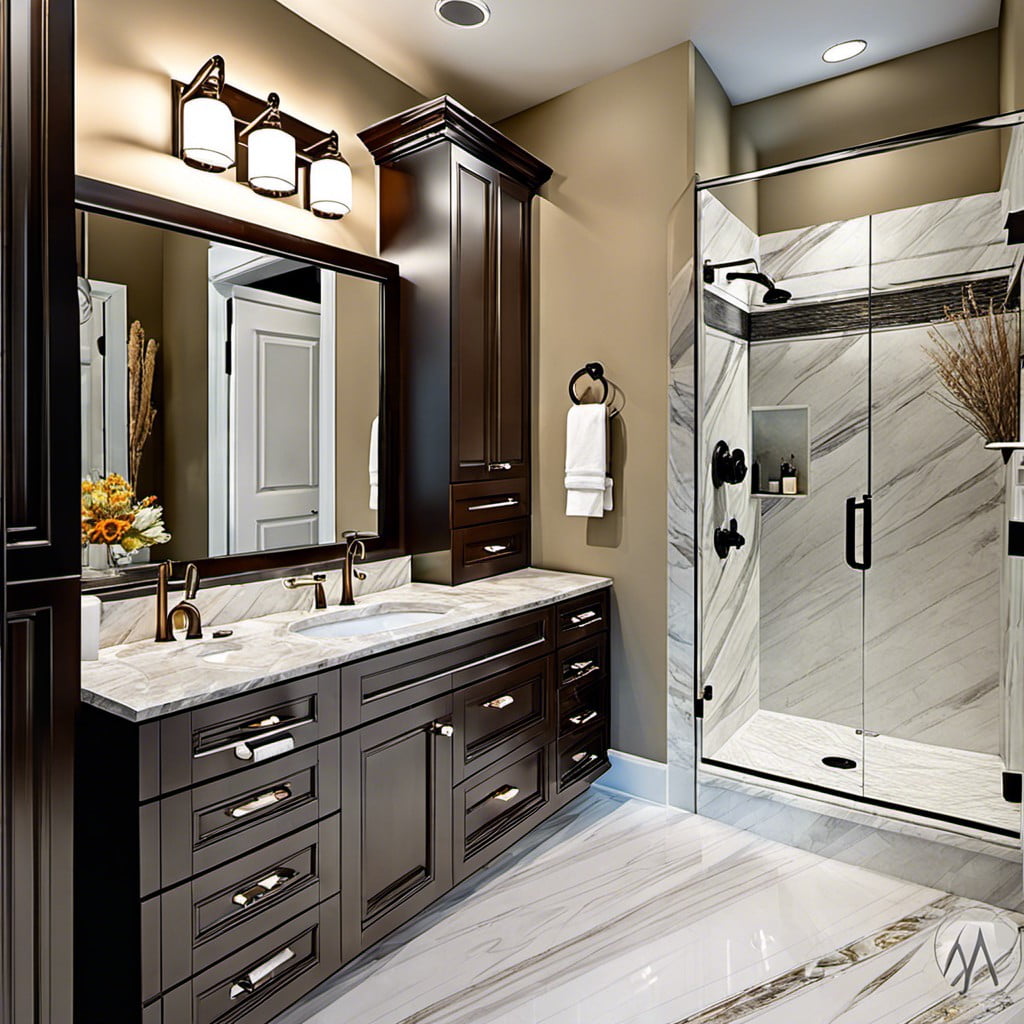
(925, 286, 1020, 445)
(128, 320, 158, 488)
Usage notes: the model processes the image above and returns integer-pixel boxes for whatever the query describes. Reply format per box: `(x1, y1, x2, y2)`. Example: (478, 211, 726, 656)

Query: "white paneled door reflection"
(230, 286, 322, 553)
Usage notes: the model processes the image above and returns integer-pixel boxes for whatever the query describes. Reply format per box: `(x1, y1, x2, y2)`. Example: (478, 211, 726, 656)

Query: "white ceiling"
(277, 0, 1002, 121)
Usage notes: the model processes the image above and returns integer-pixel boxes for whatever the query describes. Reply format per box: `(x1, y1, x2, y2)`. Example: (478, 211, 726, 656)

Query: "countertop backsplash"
(94, 556, 413, 649)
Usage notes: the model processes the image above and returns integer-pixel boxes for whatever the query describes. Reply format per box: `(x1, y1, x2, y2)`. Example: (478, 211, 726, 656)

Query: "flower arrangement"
(81, 473, 170, 556)
(925, 286, 1020, 446)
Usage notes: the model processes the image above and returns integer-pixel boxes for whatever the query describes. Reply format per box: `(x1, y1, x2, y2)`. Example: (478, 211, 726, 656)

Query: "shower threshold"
(704, 709, 1019, 837)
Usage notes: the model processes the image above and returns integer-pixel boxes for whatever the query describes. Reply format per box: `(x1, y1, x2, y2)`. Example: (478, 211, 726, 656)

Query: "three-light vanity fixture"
(174, 55, 353, 219)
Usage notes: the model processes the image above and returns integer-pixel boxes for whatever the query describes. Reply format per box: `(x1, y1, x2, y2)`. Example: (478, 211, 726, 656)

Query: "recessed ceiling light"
(435, 0, 490, 28)
(822, 39, 867, 63)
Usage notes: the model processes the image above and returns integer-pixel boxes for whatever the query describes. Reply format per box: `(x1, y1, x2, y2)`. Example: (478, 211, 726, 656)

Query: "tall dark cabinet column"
(359, 98, 551, 585)
(3, 1, 79, 1021)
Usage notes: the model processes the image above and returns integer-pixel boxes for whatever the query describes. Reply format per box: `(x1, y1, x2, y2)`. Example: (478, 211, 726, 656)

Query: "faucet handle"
(184, 562, 201, 600)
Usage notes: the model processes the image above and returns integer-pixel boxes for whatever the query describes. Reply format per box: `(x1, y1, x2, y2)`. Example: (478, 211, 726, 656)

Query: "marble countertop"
(81, 568, 612, 723)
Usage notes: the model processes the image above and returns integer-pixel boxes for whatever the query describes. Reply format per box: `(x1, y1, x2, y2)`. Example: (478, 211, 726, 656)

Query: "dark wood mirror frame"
(75, 177, 403, 595)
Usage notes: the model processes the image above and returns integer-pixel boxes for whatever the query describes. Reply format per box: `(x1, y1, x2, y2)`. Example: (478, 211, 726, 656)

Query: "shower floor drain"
(822, 756, 858, 770)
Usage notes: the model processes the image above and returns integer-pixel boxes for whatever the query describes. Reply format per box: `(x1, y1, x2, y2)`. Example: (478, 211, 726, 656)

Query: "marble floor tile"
(275, 792, 1024, 1024)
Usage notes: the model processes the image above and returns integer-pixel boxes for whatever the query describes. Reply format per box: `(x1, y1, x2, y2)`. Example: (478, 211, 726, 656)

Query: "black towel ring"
(568, 362, 610, 406)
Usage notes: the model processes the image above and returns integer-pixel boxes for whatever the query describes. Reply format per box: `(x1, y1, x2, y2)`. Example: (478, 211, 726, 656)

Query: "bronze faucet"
(283, 573, 327, 609)
(155, 561, 203, 642)
(340, 532, 368, 606)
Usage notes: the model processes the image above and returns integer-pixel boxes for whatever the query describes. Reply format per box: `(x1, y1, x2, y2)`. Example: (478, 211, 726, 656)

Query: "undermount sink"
(290, 603, 449, 639)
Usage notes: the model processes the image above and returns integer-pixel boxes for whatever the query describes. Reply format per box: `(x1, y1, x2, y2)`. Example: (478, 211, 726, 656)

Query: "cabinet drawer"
(558, 676, 608, 737)
(162, 895, 340, 1024)
(557, 632, 608, 690)
(452, 519, 529, 585)
(157, 672, 340, 798)
(159, 740, 340, 891)
(453, 655, 555, 783)
(556, 590, 610, 646)
(161, 816, 340, 992)
(340, 607, 553, 729)
(451, 478, 529, 529)
(453, 740, 551, 883)
(557, 725, 610, 792)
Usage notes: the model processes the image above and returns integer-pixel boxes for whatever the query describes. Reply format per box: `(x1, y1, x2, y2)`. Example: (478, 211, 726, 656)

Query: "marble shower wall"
(697, 194, 761, 759)
(666, 185, 697, 811)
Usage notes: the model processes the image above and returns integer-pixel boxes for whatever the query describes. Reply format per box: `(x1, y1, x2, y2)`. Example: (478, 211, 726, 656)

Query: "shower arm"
(703, 258, 759, 284)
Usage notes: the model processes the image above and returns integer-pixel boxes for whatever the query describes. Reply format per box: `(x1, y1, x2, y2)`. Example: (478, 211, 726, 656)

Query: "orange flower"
(88, 518, 130, 544)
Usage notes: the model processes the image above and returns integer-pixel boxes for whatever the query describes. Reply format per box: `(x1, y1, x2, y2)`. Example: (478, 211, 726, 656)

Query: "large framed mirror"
(76, 179, 401, 592)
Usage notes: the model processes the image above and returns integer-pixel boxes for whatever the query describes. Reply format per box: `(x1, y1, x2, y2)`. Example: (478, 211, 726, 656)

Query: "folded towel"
(369, 415, 379, 511)
(565, 404, 608, 517)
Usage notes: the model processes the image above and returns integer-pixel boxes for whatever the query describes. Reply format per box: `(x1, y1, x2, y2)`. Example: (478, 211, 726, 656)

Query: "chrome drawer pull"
(432, 723, 455, 738)
(569, 710, 598, 727)
(232, 868, 298, 908)
(468, 498, 519, 511)
(229, 946, 296, 999)
(234, 734, 295, 763)
(487, 462, 512, 471)
(571, 751, 599, 765)
(226, 786, 292, 819)
(564, 660, 599, 684)
(483, 695, 514, 710)
(491, 785, 520, 802)
(194, 716, 314, 760)
(569, 610, 599, 626)
(483, 544, 509, 554)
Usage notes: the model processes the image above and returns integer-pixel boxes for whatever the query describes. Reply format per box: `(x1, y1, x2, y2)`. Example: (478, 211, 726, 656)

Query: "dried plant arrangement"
(127, 319, 159, 488)
(925, 286, 1020, 446)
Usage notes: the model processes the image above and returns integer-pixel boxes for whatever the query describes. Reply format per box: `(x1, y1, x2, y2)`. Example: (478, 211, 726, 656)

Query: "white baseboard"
(594, 749, 667, 805)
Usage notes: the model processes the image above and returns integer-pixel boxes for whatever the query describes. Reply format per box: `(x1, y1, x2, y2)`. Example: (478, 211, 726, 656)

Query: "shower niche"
(695, 146, 1024, 840)
(750, 406, 809, 498)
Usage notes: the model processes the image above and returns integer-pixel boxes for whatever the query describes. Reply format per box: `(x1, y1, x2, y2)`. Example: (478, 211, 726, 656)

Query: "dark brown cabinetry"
(75, 590, 610, 1024)
(359, 98, 552, 585)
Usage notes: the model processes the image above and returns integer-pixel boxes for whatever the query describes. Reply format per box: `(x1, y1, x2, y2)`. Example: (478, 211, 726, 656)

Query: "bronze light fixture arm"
(180, 54, 227, 103)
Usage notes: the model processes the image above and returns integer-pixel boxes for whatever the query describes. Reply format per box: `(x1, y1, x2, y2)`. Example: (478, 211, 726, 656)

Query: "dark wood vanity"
(75, 589, 611, 1023)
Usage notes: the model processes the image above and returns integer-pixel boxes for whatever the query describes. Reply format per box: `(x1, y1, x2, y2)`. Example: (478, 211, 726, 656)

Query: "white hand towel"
(369, 415, 380, 511)
(565, 404, 608, 517)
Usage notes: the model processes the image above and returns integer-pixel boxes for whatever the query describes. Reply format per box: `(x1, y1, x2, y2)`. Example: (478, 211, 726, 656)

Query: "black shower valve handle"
(711, 440, 748, 488)
(714, 518, 746, 560)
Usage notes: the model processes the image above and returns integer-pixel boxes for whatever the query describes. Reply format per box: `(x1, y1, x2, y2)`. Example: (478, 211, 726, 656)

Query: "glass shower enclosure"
(697, 121, 1024, 836)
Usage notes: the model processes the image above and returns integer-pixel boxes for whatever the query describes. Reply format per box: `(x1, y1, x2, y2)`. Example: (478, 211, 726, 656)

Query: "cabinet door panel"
(493, 178, 530, 472)
(452, 157, 494, 481)
(342, 695, 453, 959)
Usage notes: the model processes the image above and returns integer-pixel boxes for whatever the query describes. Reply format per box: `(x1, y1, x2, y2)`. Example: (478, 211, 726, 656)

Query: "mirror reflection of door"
(230, 285, 323, 553)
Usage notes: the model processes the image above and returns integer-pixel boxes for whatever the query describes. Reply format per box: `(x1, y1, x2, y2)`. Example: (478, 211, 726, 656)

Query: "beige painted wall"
(77, 0, 423, 255)
(500, 44, 694, 762)
(732, 31, 1002, 233)
(1003, 0, 1024, 112)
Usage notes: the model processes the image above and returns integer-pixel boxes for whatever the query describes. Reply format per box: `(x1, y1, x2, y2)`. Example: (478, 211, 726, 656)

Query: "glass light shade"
(181, 95, 236, 172)
(247, 126, 297, 196)
(309, 156, 353, 219)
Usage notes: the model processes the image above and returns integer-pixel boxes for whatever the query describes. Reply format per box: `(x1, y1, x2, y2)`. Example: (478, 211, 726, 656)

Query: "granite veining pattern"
(275, 791, 1024, 1024)
(81, 568, 612, 721)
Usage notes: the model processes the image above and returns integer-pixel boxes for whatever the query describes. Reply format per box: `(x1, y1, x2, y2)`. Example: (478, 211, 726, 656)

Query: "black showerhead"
(725, 270, 792, 305)
(763, 286, 792, 305)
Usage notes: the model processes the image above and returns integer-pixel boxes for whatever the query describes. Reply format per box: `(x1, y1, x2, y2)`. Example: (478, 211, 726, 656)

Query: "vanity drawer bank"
(75, 570, 611, 1024)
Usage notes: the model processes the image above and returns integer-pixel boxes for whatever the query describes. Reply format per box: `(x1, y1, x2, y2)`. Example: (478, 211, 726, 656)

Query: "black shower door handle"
(845, 495, 872, 570)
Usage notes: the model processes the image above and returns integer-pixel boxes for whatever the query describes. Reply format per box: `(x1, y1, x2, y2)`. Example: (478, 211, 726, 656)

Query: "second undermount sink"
(290, 603, 450, 640)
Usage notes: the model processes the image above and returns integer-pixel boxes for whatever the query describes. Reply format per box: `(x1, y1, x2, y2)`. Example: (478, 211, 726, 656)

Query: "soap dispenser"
(781, 454, 798, 495)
